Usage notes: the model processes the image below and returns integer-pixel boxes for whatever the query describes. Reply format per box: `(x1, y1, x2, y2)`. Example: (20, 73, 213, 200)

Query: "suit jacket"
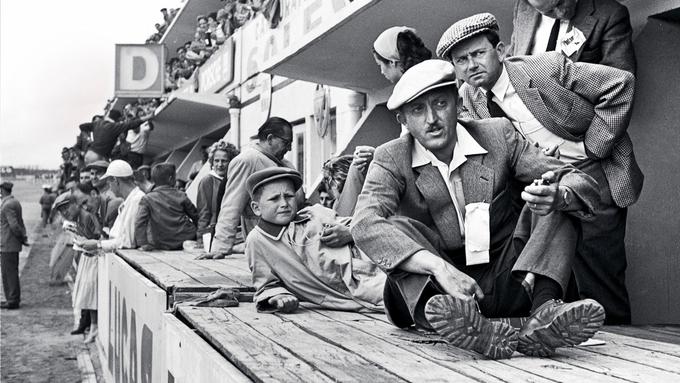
(351, 119, 599, 271)
(459, 53, 642, 207)
(509, 0, 636, 74)
(1, 196, 27, 253)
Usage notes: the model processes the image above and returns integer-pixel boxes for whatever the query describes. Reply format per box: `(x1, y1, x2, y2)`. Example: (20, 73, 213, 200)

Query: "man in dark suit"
(352, 59, 604, 359)
(437, 13, 642, 324)
(508, 0, 636, 74)
(1, 182, 28, 309)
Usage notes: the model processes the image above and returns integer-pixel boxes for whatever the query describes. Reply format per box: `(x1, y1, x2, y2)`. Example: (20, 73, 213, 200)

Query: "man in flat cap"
(85, 160, 123, 232)
(352, 59, 604, 359)
(437, 13, 641, 324)
(1, 182, 28, 309)
(508, 0, 636, 74)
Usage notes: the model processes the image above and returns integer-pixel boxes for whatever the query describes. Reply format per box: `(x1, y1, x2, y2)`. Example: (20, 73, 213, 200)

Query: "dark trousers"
(382, 212, 577, 329)
(41, 207, 52, 227)
(1, 251, 20, 304)
(568, 160, 631, 324)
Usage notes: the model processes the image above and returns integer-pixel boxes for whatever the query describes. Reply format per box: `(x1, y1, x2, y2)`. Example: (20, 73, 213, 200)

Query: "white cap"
(373, 26, 415, 62)
(100, 160, 133, 180)
(387, 59, 457, 110)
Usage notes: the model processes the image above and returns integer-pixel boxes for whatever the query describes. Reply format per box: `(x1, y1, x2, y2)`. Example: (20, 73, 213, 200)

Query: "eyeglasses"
(271, 134, 292, 147)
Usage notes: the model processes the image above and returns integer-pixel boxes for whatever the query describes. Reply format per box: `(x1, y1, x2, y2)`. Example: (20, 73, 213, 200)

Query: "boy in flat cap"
(246, 167, 385, 314)
(438, 13, 640, 325)
(352, 59, 604, 359)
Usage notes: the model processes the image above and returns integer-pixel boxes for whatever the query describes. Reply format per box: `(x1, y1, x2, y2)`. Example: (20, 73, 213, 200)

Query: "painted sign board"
(197, 38, 236, 93)
(98, 253, 167, 383)
(115, 44, 165, 98)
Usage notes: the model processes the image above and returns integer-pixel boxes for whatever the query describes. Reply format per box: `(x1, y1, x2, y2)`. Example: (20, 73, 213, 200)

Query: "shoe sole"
(425, 294, 517, 359)
(518, 299, 605, 357)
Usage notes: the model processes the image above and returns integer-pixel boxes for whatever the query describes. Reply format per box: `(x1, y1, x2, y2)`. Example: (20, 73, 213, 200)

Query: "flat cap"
(53, 191, 71, 210)
(136, 165, 151, 171)
(246, 167, 303, 199)
(437, 13, 499, 59)
(386, 59, 457, 110)
(84, 160, 110, 171)
(0, 181, 13, 192)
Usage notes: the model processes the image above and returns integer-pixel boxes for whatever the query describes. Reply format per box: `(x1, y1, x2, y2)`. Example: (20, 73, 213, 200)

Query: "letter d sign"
(115, 44, 165, 97)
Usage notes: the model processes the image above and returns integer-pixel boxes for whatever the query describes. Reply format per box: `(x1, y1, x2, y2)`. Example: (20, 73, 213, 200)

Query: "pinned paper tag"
(202, 232, 213, 253)
(464, 202, 490, 266)
(560, 27, 586, 57)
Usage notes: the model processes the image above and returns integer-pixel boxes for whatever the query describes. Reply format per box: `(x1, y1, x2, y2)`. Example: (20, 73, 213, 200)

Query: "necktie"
(546, 18, 560, 51)
(486, 91, 508, 119)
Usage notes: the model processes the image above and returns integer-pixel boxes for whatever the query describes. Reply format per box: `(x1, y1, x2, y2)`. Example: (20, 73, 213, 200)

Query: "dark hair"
(373, 30, 432, 72)
(322, 154, 353, 194)
(257, 117, 293, 141)
(151, 163, 176, 186)
(108, 109, 122, 121)
(74, 181, 96, 195)
(396, 30, 432, 71)
(480, 30, 501, 50)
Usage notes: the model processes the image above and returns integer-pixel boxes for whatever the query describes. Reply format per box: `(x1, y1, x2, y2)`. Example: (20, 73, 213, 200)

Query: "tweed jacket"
(508, 0, 636, 74)
(351, 119, 600, 272)
(459, 53, 642, 207)
(1, 196, 27, 253)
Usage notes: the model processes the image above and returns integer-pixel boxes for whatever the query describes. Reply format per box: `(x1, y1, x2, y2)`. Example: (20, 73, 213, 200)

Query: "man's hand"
(542, 144, 561, 159)
(431, 257, 485, 302)
(195, 251, 230, 260)
(139, 244, 154, 252)
(75, 238, 99, 251)
(352, 146, 375, 172)
(521, 171, 559, 216)
(268, 295, 299, 313)
(320, 223, 353, 247)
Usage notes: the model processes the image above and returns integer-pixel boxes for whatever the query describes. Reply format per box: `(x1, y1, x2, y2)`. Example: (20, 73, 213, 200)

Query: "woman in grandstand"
(372, 26, 432, 83)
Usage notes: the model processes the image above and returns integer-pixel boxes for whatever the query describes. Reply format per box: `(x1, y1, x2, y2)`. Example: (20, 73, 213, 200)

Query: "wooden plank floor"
(115, 249, 253, 293)
(178, 303, 680, 383)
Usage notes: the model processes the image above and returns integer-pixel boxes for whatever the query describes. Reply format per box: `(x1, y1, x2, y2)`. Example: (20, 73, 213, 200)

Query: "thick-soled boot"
(424, 294, 518, 359)
(70, 310, 90, 335)
(517, 299, 605, 357)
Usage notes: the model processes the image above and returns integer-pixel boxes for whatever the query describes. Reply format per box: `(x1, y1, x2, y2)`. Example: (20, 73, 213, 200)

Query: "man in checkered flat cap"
(352, 59, 605, 359)
(437, 12, 641, 325)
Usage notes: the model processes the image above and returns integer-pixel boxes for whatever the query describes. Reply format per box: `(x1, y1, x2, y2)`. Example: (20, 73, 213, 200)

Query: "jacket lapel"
(504, 61, 581, 141)
(569, 0, 596, 61)
(459, 156, 494, 205)
(515, 2, 542, 54)
(414, 166, 463, 249)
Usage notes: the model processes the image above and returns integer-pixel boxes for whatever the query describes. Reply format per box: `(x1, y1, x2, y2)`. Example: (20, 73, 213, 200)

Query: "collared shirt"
(486, 67, 587, 163)
(126, 122, 152, 153)
(101, 187, 145, 252)
(531, 14, 570, 55)
(411, 123, 488, 236)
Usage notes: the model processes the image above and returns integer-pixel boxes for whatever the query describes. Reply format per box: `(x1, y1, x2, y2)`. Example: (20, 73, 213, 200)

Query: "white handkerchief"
(464, 202, 490, 266)
(560, 27, 586, 57)
(202, 232, 213, 253)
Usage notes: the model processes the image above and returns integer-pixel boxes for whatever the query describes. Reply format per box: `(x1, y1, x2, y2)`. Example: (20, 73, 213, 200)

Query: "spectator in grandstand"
(133, 165, 154, 194)
(84, 109, 153, 165)
(39, 186, 57, 227)
(74, 160, 145, 252)
(246, 168, 385, 313)
(124, 110, 153, 170)
(135, 163, 199, 251)
(196, 141, 240, 244)
(373, 26, 432, 84)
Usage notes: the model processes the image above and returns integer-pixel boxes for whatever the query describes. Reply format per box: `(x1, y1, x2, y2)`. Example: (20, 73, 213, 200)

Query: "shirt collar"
(256, 219, 286, 240)
(412, 123, 488, 170)
(485, 66, 511, 103)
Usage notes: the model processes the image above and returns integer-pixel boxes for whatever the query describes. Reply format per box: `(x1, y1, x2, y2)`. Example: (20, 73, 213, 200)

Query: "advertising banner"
(98, 253, 167, 383)
(115, 44, 165, 98)
(197, 38, 236, 94)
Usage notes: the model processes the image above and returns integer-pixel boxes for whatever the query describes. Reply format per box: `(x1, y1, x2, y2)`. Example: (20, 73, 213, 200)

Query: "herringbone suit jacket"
(508, 0, 636, 74)
(351, 119, 600, 271)
(459, 52, 643, 208)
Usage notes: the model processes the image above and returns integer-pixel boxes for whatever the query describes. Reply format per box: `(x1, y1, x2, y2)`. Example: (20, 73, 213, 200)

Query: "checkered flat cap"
(437, 13, 499, 59)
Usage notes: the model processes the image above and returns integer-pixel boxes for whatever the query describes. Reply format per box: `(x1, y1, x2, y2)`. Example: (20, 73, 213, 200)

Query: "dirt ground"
(1, 181, 99, 382)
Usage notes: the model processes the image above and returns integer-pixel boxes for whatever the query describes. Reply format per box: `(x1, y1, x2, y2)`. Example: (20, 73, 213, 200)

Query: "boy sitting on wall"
(245, 167, 385, 313)
(135, 163, 199, 250)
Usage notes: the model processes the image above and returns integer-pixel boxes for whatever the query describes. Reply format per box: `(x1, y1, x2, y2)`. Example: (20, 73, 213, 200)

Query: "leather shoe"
(0, 301, 20, 309)
(425, 294, 518, 359)
(518, 298, 605, 357)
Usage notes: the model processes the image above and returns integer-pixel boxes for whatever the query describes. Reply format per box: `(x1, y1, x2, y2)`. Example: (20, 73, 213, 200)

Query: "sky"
(0, 0, 183, 169)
